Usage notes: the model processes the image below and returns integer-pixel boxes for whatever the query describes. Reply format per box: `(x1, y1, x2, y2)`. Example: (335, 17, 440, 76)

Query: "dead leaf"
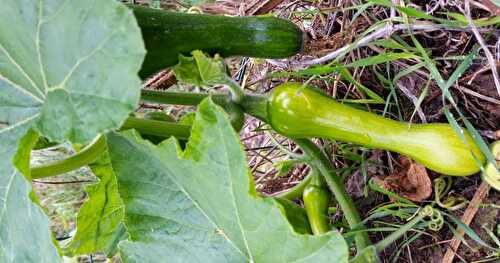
(373, 157, 432, 202)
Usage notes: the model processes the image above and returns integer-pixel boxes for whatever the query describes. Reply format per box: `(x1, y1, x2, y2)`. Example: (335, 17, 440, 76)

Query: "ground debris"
(373, 156, 432, 202)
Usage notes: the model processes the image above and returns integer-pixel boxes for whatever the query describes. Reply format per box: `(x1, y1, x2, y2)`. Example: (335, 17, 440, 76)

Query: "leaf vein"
(131, 137, 248, 258)
(0, 73, 44, 103)
(0, 113, 39, 135)
(218, 123, 253, 260)
(36, 0, 49, 94)
(0, 171, 17, 231)
(56, 28, 123, 91)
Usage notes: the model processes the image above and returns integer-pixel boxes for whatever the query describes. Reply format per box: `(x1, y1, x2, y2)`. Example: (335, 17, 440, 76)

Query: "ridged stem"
(140, 89, 269, 121)
(31, 118, 191, 178)
(294, 139, 371, 251)
(121, 117, 191, 139)
(31, 136, 107, 179)
(271, 173, 312, 200)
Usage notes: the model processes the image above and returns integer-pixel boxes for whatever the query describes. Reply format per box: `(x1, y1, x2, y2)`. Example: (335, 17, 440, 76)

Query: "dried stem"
(442, 181, 491, 263)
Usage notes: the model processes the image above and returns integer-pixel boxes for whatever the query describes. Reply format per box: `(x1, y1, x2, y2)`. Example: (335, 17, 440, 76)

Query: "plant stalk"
(31, 135, 107, 179)
(141, 89, 228, 106)
(294, 139, 371, 251)
(140, 89, 269, 121)
(121, 117, 191, 139)
(31, 118, 191, 178)
(224, 76, 245, 103)
(270, 172, 312, 200)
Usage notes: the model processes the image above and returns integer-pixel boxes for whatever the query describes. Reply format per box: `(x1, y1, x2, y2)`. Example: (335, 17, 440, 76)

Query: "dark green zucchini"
(132, 6, 304, 78)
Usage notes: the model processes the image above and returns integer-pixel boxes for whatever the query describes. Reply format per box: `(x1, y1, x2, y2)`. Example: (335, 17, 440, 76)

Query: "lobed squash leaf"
(106, 99, 349, 263)
(174, 50, 228, 88)
(0, 129, 61, 262)
(64, 148, 126, 257)
(0, 0, 145, 261)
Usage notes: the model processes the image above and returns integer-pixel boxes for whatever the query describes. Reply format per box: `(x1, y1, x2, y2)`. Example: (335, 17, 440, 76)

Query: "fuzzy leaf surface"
(0, 129, 60, 262)
(0, 0, 145, 144)
(65, 150, 126, 257)
(107, 99, 349, 263)
(0, 0, 144, 261)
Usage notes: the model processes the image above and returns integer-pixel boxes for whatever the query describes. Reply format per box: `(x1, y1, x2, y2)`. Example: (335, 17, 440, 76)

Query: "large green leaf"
(0, 0, 145, 262)
(0, 0, 145, 144)
(109, 132, 243, 262)
(0, 129, 60, 262)
(174, 50, 227, 87)
(65, 149, 126, 257)
(106, 99, 349, 262)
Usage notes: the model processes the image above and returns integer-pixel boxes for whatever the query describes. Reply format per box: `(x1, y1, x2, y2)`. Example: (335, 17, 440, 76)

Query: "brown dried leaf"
(373, 157, 432, 202)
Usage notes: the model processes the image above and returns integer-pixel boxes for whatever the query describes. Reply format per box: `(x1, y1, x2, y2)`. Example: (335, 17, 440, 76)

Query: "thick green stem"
(271, 171, 312, 200)
(121, 117, 191, 139)
(141, 89, 227, 106)
(224, 76, 245, 103)
(31, 118, 191, 178)
(294, 139, 371, 251)
(31, 136, 107, 179)
(140, 89, 268, 121)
